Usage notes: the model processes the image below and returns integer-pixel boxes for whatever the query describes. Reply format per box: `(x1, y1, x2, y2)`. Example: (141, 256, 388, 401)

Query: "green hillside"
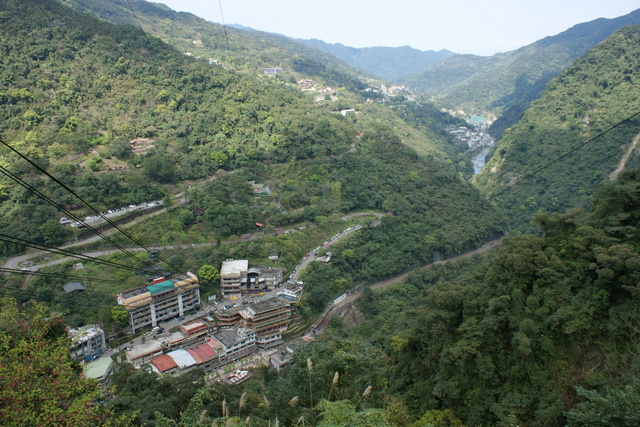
(474, 24, 640, 231)
(353, 167, 640, 426)
(60, 0, 368, 92)
(60, 0, 472, 163)
(0, 0, 499, 273)
(0, 0, 363, 250)
(406, 9, 640, 123)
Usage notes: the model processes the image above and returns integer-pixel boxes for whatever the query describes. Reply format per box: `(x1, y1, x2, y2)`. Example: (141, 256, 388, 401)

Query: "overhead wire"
(27, 0, 93, 70)
(0, 283, 123, 311)
(217, 0, 231, 54)
(0, 159, 150, 267)
(488, 109, 640, 201)
(20, 1, 182, 271)
(0, 267, 142, 288)
(0, 137, 178, 271)
(124, 0, 151, 44)
(0, 233, 141, 272)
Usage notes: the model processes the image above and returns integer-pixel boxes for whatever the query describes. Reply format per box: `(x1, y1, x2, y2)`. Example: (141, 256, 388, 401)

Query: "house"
(250, 181, 271, 195)
(340, 109, 357, 116)
(214, 327, 257, 364)
(115, 272, 200, 333)
(126, 340, 164, 366)
(68, 324, 107, 361)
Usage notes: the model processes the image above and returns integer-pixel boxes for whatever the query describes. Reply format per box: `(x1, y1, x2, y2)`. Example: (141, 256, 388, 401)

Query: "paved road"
(307, 236, 505, 335)
(2, 211, 383, 272)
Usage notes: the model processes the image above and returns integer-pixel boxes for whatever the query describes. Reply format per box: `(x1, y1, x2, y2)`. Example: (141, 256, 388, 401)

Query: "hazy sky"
(153, 0, 639, 56)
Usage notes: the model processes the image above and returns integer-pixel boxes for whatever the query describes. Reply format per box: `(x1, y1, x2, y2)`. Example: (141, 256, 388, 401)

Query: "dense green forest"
(345, 167, 640, 426)
(0, 0, 481, 258)
(60, 0, 367, 91)
(0, 0, 499, 326)
(474, 24, 640, 231)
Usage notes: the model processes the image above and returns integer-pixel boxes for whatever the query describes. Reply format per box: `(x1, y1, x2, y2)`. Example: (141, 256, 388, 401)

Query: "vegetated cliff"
(473, 24, 640, 231)
(358, 167, 640, 426)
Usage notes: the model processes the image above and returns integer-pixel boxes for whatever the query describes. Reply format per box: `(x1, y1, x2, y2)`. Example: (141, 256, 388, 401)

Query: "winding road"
(307, 236, 505, 335)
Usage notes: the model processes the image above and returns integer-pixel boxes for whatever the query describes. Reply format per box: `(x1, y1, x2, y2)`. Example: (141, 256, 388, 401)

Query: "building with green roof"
(115, 272, 200, 333)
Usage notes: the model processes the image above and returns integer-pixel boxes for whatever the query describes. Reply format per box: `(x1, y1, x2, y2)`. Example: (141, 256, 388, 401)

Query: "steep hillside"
(61, 0, 368, 91)
(474, 24, 640, 230)
(0, 0, 352, 252)
(298, 39, 456, 83)
(406, 9, 640, 128)
(62, 0, 470, 162)
(0, 0, 499, 264)
(357, 167, 640, 426)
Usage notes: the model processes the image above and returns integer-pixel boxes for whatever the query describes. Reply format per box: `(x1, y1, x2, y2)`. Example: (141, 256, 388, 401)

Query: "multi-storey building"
(239, 300, 290, 349)
(68, 324, 107, 361)
(213, 299, 291, 349)
(116, 272, 200, 333)
(220, 260, 283, 298)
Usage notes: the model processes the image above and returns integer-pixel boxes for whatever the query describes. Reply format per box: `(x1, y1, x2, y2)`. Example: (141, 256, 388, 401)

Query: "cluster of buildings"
(446, 123, 495, 150)
(112, 268, 298, 377)
(66, 263, 303, 384)
(145, 329, 257, 376)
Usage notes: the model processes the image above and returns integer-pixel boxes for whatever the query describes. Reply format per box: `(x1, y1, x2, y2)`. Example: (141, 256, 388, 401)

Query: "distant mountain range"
(230, 9, 640, 137)
(406, 9, 640, 134)
(296, 40, 456, 83)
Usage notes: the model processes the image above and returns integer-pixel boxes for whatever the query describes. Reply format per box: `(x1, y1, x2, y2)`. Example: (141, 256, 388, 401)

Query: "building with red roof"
(149, 354, 178, 375)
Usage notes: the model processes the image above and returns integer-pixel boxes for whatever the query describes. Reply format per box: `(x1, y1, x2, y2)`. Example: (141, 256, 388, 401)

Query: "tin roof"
(147, 279, 175, 295)
(63, 282, 85, 293)
(150, 354, 178, 373)
(168, 349, 197, 368)
(187, 344, 217, 364)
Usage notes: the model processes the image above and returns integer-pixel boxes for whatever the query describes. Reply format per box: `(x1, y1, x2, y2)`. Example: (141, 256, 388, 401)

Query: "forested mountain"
(60, 0, 368, 92)
(0, 0, 499, 300)
(60, 0, 472, 162)
(297, 39, 456, 83)
(406, 9, 640, 133)
(353, 167, 640, 426)
(2, 1, 640, 426)
(0, 0, 357, 251)
(474, 24, 640, 231)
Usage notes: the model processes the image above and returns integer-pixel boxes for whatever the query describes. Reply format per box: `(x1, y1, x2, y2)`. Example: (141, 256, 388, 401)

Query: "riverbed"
(472, 146, 491, 174)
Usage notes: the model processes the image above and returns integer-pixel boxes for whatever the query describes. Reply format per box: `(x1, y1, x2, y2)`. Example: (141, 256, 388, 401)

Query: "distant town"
(446, 122, 495, 151)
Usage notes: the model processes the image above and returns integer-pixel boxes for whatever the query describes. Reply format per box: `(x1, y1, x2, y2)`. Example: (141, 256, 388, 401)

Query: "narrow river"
(472, 146, 491, 174)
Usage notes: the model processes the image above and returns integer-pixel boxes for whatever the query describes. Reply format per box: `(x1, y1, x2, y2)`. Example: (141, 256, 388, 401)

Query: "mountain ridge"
(406, 8, 640, 134)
